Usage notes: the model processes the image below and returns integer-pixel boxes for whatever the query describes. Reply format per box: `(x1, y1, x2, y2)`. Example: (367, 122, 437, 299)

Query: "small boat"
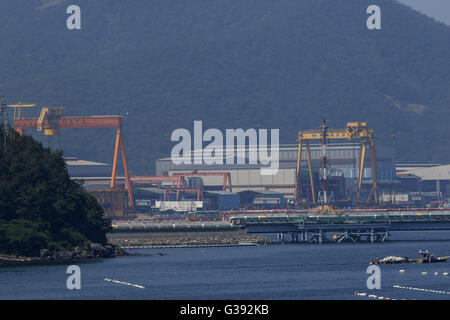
(416, 250, 448, 263)
(370, 250, 448, 265)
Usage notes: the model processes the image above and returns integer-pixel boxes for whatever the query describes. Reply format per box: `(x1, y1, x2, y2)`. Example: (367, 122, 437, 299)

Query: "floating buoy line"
(354, 292, 401, 300)
(393, 285, 450, 295)
(104, 278, 146, 289)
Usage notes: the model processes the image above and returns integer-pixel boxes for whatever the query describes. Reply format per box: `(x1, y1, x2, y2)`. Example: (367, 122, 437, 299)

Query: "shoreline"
(0, 243, 129, 267)
(0, 254, 103, 267)
(0, 231, 271, 266)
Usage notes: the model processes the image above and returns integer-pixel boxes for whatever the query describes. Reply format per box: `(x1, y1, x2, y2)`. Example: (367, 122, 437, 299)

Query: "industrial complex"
(8, 103, 450, 217)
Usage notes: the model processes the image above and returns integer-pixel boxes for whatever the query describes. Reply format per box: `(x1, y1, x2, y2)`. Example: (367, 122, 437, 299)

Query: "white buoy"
(421, 272, 428, 275)
(399, 269, 405, 273)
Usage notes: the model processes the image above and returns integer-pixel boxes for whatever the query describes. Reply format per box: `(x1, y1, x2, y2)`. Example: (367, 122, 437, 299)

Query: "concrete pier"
(229, 209, 450, 244)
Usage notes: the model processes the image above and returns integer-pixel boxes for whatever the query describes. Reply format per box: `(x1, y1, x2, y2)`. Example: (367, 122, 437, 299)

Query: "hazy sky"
(395, 0, 450, 25)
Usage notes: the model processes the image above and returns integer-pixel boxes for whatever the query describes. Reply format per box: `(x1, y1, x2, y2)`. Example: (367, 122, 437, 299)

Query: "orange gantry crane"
(10, 105, 134, 208)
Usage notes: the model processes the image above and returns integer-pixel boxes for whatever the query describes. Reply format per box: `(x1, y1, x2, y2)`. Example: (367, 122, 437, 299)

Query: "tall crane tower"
(295, 121, 378, 208)
(10, 105, 134, 209)
(317, 119, 333, 208)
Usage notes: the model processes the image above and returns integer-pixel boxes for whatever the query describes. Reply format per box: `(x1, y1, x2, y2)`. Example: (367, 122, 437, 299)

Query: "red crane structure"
(11, 106, 134, 208)
(82, 175, 206, 201)
(172, 170, 232, 192)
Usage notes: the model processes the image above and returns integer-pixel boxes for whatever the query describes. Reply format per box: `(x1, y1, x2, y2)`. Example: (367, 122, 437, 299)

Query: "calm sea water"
(1, 231, 450, 300)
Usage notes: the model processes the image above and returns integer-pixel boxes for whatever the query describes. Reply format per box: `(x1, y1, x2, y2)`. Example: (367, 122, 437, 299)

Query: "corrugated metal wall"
(157, 143, 395, 181)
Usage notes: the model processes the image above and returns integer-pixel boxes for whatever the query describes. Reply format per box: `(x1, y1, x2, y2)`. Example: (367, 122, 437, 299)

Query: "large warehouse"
(156, 143, 396, 199)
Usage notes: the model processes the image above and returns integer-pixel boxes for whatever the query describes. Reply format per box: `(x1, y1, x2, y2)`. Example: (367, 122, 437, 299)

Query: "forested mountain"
(0, 0, 449, 173)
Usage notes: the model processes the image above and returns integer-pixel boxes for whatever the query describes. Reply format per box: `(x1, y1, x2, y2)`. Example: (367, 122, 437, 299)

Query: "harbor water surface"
(1, 231, 450, 300)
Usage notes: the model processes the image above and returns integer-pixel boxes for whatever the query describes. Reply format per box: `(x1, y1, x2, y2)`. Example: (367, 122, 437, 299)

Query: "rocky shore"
(0, 243, 129, 266)
(107, 230, 272, 248)
(1, 231, 272, 266)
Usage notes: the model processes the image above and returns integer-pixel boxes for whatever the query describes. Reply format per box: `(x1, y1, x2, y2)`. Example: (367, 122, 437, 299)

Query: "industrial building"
(63, 155, 449, 214)
(390, 164, 450, 207)
(64, 149, 448, 214)
(156, 143, 396, 200)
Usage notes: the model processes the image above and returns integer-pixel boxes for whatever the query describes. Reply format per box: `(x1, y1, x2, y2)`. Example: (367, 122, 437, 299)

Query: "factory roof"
(402, 164, 450, 181)
(159, 143, 364, 159)
(64, 157, 109, 166)
(136, 187, 165, 194)
(205, 191, 239, 195)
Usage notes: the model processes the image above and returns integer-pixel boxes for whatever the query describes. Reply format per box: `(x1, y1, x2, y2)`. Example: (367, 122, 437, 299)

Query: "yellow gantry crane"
(8, 102, 37, 120)
(295, 122, 378, 206)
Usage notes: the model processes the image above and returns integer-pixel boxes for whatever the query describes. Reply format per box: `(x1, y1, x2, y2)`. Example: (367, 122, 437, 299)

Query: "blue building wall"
(218, 193, 240, 210)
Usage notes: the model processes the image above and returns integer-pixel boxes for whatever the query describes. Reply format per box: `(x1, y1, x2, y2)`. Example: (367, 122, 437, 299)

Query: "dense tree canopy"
(0, 126, 108, 256)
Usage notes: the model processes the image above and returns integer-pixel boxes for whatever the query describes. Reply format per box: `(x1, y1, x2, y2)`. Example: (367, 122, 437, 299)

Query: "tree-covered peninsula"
(0, 126, 110, 258)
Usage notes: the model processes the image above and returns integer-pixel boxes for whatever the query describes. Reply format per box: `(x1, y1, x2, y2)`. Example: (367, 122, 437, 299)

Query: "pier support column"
(370, 229, 375, 243)
(318, 230, 323, 244)
(278, 233, 285, 244)
(381, 230, 390, 242)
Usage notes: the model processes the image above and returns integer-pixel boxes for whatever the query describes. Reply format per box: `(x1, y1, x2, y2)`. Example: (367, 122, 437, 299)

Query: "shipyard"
(1, 0, 450, 305)
(5, 103, 450, 248)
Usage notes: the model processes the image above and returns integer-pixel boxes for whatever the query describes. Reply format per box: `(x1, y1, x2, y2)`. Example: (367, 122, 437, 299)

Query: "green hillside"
(0, 0, 449, 174)
(0, 126, 108, 257)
